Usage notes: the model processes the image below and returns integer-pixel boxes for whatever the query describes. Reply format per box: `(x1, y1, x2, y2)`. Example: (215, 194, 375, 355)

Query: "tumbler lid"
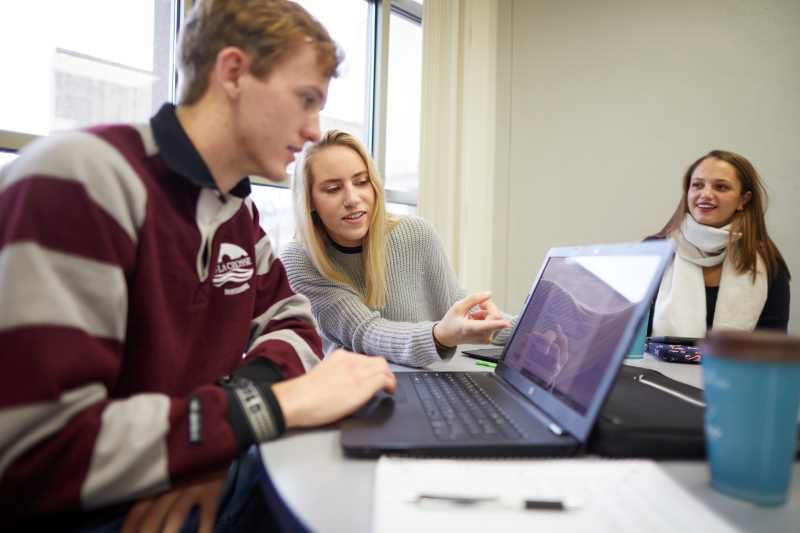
(699, 330, 800, 362)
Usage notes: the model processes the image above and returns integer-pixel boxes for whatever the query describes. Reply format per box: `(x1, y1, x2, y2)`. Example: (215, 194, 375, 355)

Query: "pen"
(635, 374, 705, 408)
(412, 493, 578, 511)
(475, 360, 497, 369)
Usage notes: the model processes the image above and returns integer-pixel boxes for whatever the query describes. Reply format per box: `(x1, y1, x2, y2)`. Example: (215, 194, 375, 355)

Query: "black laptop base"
(460, 347, 503, 363)
(341, 372, 580, 459)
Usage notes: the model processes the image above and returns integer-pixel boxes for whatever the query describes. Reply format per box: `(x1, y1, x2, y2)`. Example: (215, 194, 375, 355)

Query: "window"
(250, 0, 373, 250)
(295, 0, 371, 146)
(1, 0, 424, 253)
(249, 185, 295, 254)
(250, 0, 423, 251)
(0, 0, 176, 139)
(384, 6, 423, 204)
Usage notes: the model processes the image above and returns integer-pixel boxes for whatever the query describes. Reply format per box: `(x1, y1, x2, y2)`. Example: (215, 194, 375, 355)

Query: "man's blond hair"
(178, 0, 341, 105)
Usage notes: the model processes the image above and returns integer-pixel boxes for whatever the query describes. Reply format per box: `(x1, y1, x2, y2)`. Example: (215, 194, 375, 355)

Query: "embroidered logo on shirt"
(213, 243, 254, 295)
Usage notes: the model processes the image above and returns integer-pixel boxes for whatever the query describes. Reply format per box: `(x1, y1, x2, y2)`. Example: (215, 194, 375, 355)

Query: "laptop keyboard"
(411, 373, 523, 441)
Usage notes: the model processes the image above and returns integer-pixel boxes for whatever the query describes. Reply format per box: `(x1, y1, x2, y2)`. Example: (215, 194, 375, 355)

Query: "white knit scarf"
(652, 214, 767, 337)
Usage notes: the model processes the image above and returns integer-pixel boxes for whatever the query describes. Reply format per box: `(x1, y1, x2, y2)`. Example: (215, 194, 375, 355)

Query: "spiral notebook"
(373, 457, 738, 533)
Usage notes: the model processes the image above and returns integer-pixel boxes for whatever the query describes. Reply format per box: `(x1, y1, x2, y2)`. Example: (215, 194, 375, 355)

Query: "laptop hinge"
(547, 422, 564, 436)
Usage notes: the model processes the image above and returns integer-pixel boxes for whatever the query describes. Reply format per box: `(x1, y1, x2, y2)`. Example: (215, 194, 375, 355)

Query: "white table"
(260, 351, 800, 532)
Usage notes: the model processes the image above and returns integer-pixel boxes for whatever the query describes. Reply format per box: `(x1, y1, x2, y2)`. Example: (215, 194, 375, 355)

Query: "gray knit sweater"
(280, 216, 510, 367)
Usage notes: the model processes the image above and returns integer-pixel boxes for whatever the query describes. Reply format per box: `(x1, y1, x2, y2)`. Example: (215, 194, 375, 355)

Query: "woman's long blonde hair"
(655, 149, 789, 283)
(292, 130, 399, 309)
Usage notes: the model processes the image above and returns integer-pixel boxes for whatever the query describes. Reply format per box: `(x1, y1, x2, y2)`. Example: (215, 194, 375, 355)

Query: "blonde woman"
(650, 149, 790, 336)
(280, 130, 513, 367)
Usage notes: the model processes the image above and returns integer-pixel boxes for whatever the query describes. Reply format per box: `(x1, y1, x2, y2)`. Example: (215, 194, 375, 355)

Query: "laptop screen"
(501, 253, 664, 416)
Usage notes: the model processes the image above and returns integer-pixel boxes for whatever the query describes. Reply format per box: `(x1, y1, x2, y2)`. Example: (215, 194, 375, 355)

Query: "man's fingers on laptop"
(369, 367, 397, 395)
(338, 356, 396, 413)
(370, 359, 396, 395)
(273, 349, 398, 428)
(354, 354, 396, 391)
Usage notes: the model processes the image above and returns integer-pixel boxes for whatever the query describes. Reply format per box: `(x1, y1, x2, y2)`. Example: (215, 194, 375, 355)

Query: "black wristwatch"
(218, 375, 284, 443)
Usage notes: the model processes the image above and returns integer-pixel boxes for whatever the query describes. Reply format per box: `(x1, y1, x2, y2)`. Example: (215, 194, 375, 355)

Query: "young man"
(0, 0, 395, 530)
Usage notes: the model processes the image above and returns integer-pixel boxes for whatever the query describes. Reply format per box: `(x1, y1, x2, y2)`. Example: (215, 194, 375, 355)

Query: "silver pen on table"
(412, 493, 580, 511)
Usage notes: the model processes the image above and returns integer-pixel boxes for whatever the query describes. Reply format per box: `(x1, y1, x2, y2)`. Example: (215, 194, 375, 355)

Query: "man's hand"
(272, 349, 396, 429)
(433, 292, 512, 347)
(121, 469, 227, 533)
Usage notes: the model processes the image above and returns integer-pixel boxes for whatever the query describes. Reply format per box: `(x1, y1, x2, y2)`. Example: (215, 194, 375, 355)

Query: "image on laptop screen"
(502, 254, 662, 414)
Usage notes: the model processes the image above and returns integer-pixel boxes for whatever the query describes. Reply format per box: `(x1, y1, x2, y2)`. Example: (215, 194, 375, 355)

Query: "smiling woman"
(686, 157, 751, 228)
(308, 144, 376, 247)
(279, 130, 514, 368)
(647, 150, 791, 338)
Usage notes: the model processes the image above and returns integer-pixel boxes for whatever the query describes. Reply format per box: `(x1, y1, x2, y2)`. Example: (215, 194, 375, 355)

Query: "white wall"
(491, 0, 800, 333)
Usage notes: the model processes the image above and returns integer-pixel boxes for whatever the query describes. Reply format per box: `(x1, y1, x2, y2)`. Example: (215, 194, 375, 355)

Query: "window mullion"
(369, 0, 391, 184)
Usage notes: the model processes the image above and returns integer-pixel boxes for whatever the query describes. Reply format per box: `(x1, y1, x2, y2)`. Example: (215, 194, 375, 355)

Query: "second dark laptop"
(341, 240, 674, 457)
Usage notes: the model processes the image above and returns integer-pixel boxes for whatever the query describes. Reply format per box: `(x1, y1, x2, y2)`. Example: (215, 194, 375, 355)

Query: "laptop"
(341, 240, 674, 457)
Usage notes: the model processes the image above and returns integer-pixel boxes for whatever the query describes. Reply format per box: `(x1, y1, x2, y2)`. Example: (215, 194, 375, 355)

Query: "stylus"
(635, 374, 705, 408)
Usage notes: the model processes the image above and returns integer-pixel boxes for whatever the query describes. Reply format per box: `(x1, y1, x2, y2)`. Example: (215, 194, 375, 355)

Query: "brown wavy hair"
(177, 0, 341, 105)
(655, 150, 789, 282)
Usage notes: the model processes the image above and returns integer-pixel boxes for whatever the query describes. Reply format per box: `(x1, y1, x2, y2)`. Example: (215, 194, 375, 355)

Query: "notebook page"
(373, 457, 738, 533)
